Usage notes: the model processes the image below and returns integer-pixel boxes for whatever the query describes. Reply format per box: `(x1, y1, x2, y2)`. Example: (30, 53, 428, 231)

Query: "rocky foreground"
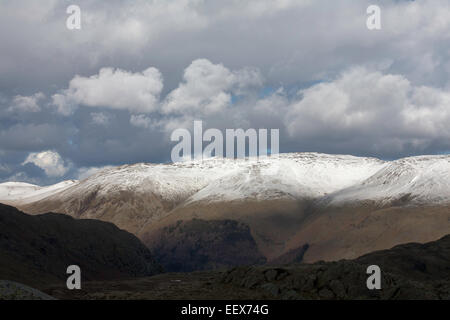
(43, 234, 450, 300)
(1, 201, 449, 300)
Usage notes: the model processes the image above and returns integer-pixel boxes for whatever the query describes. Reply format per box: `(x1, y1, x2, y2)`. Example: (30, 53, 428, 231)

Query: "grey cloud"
(2, 0, 450, 93)
(1, 0, 450, 185)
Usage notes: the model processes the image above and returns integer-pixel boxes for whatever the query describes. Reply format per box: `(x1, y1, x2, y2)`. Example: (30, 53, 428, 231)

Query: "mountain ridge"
(1, 152, 449, 270)
(3, 152, 449, 208)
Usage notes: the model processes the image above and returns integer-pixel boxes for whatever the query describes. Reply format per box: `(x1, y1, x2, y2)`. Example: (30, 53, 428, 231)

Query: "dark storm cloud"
(0, 0, 449, 185)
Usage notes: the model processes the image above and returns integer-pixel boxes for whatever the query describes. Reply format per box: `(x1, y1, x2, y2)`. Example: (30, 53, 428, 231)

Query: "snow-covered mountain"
(0, 153, 385, 235)
(1, 153, 386, 205)
(0, 182, 40, 200)
(323, 155, 450, 206)
(1, 152, 449, 265)
(2, 152, 449, 208)
(185, 153, 385, 203)
(0, 180, 77, 204)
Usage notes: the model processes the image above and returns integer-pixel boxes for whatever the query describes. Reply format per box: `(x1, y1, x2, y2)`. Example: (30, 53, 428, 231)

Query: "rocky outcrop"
(222, 234, 450, 299)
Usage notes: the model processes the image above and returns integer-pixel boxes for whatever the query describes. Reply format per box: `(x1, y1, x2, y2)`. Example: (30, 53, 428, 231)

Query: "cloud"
(8, 92, 44, 112)
(0, 123, 75, 151)
(2, 0, 450, 185)
(52, 67, 163, 115)
(51, 93, 77, 116)
(91, 112, 114, 126)
(50, 59, 262, 121)
(0, 163, 10, 174)
(23, 61, 450, 163)
(162, 59, 262, 115)
(130, 114, 152, 129)
(2, 0, 450, 94)
(22, 150, 70, 177)
(284, 67, 450, 154)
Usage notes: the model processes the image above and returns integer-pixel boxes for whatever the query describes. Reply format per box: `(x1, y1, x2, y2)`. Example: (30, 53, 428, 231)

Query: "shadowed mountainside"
(0, 203, 162, 288)
(282, 203, 450, 263)
(146, 219, 267, 272)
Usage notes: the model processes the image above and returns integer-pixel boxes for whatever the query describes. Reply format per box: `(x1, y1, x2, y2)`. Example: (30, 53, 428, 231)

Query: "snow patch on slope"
(42, 159, 239, 205)
(1, 153, 449, 208)
(325, 155, 450, 205)
(0, 182, 40, 201)
(187, 153, 386, 203)
(0, 180, 78, 204)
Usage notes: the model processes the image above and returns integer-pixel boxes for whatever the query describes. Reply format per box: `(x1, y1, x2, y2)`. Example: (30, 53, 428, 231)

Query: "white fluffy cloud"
(284, 67, 450, 153)
(40, 60, 450, 157)
(22, 150, 70, 177)
(8, 92, 44, 112)
(162, 59, 262, 115)
(52, 67, 163, 115)
(50, 59, 262, 120)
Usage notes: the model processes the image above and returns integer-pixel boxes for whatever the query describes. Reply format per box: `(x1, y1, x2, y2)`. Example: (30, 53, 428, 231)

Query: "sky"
(1, 0, 450, 185)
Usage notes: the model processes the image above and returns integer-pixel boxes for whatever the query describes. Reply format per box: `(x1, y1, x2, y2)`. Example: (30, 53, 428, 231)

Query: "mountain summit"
(1, 152, 449, 270)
